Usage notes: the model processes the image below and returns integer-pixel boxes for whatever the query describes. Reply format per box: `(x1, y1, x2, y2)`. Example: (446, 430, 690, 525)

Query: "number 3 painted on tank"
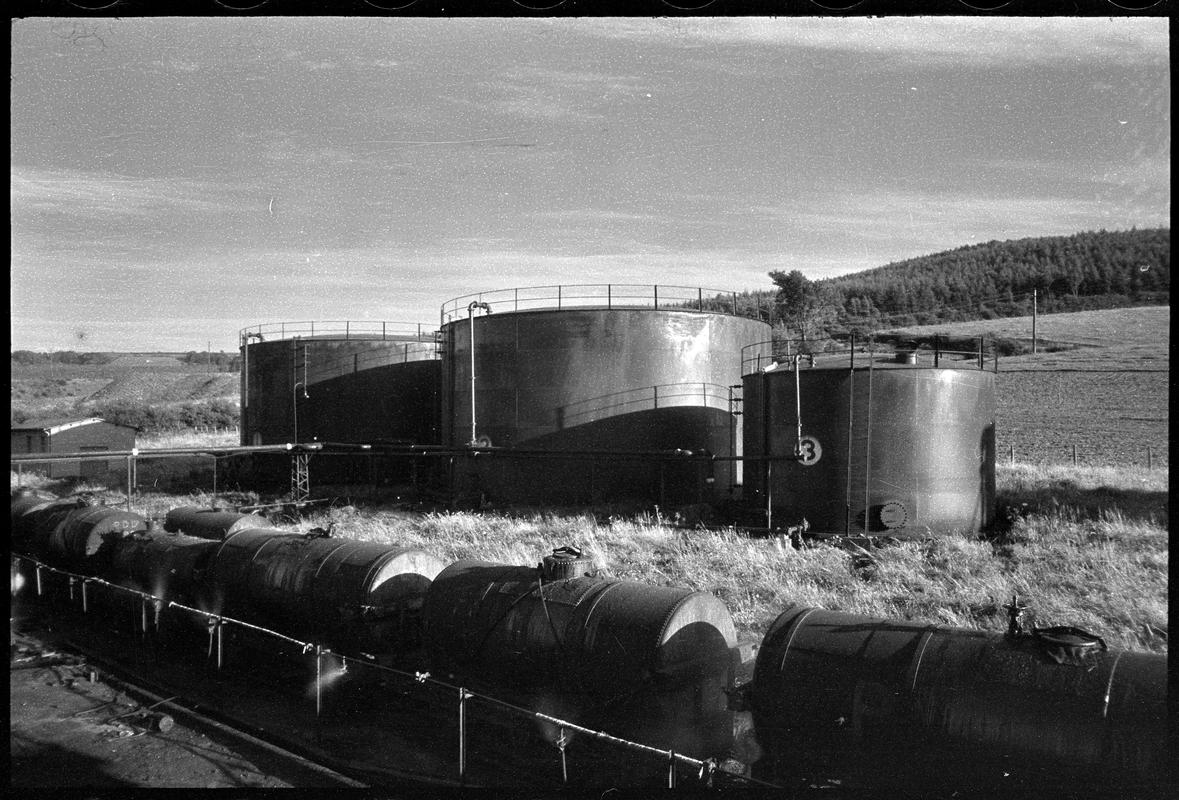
(795, 436, 822, 466)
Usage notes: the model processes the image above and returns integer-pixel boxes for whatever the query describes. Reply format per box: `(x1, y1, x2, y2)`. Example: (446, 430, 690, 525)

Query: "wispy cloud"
(10, 167, 252, 220)
(754, 187, 1163, 266)
(480, 65, 648, 122)
(581, 18, 1169, 67)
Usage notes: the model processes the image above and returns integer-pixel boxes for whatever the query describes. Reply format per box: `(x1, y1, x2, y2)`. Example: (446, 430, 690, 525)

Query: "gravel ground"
(9, 628, 331, 788)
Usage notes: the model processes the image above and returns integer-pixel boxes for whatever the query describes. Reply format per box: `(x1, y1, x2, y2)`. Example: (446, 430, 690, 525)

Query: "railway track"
(11, 596, 706, 790)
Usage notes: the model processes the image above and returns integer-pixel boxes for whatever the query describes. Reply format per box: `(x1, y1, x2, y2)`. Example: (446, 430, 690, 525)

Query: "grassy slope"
(11, 360, 239, 422)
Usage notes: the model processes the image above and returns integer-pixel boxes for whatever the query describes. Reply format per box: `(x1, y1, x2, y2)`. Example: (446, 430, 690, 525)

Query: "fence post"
(1072, 444, 1078, 466)
(1009, 444, 1015, 466)
(458, 688, 469, 781)
(668, 751, 676, 788)
(1147, 446, 1153, 469)
(315, 646, 323, 718)
(558, 728, 568, 783)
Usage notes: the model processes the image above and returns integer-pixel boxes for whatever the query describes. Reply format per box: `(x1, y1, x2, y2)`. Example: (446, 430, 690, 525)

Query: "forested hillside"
(709, 228, 1170, 335)
(827, 227, 1169, 328)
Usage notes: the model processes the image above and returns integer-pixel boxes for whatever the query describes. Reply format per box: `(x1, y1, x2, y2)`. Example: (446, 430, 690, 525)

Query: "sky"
(10, 17, 1171, 352)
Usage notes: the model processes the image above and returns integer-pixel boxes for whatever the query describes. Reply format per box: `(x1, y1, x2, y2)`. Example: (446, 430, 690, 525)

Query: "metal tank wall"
(239, 324, 441, 447)
(441, 307, 770, 504)
(742, 354, 995, 537)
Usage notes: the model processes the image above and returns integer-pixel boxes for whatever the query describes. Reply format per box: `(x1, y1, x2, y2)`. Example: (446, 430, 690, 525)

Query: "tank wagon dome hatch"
(238, 320, 442, 453)
(439, 284, 772, 505)
(741, 339, 997, 537)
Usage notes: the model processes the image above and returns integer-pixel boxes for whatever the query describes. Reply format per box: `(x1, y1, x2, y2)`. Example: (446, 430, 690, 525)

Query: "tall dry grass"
(9, 462, 1167, 654)
(136, 429, 240, 449)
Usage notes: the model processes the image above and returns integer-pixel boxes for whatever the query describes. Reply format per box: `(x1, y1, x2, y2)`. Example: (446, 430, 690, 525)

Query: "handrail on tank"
(440, 284, 758, 325)
(557, 382, 735, 428)
(740, 336, 1000, 375)
(239, 320, 438, 343)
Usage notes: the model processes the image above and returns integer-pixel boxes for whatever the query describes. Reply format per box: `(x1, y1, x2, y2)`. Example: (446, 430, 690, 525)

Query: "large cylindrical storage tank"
(742, 347, 995, 536)
(423, 557, 738, 758)
(240, 321, 441, 447)
(440, 286, 770, 504)
(204, 529, 446, 654)
(749, 605, 1170, 796)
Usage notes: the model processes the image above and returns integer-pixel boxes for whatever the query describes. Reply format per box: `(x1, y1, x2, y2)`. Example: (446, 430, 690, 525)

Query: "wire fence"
(11, 554, 768, 789)
(997, 442, 1166, 470)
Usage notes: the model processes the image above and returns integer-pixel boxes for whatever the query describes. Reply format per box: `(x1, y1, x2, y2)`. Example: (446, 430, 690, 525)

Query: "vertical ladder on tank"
(728, 384, 743, 493)
(433, 327, 448, 358)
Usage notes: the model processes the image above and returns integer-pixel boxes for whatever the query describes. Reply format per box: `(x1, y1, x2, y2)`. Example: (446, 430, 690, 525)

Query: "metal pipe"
(467, 301, 492, 445)
(794, 355, 803, 457)
(864, 349, 874, 535)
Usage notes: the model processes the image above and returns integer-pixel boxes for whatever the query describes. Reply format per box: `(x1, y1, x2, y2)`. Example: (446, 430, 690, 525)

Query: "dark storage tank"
(440, 285, 771, 504)
(239, 321, 441, 447)
(423, 555, 738, 758)
(204, 529, 445, 654)
(742, 344, 996, 536)
(749, 604, 1170, 796)
(163, 506, 272, 540)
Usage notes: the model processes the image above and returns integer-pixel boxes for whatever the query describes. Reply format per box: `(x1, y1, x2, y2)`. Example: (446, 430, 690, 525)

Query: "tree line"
(705, 227, 1169, 340)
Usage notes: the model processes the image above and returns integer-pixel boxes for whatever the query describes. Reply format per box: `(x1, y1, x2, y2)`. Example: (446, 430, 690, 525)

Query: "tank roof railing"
(239, 320, 438, 343)
(440, 284, 761, 326)
(741, 336, 1000, 375)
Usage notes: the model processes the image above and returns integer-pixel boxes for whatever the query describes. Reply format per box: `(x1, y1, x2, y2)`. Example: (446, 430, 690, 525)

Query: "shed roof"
(11, 417, 135, 435)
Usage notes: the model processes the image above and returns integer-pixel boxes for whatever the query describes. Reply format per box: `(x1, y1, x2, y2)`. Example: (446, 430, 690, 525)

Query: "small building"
(10, 417, 138, 478)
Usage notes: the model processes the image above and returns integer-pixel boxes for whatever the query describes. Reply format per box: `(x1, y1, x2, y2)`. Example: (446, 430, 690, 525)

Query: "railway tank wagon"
(203, 528, 447, 656)
(748, 604, 1170, 795)
(742, 344, 996, 537)
(423, 549, 739, 762)
(440, 286, 771, 505)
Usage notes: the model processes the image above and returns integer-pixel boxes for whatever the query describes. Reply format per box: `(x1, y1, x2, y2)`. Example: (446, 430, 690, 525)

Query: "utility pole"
(1032, 289, 1038, 355)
